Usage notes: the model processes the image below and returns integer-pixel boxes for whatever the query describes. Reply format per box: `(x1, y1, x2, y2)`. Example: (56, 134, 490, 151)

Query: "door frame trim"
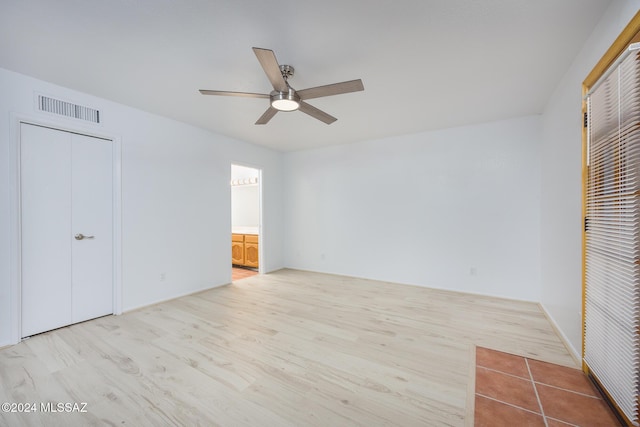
(230, 162, 264, 275)
(9, 114, 123, 344)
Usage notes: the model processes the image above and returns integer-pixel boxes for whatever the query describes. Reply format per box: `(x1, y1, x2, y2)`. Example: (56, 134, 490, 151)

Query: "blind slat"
(585, 48, 640, 426)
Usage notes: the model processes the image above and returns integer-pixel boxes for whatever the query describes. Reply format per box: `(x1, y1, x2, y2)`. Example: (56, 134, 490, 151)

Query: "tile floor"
(474, 347, 621, 427)
(232, 266, 258, 281)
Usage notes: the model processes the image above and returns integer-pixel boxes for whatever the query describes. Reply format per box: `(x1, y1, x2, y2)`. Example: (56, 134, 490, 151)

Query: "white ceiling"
(0, 0, 612, 152)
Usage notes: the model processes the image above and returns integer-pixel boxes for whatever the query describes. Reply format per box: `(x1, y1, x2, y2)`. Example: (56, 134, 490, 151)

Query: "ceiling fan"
(199, 47, 364, 125)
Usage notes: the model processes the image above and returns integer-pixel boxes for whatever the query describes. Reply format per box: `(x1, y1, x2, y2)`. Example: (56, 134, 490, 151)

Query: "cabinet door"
(244, 242, 259, 268)
(232, 240, 245, 265)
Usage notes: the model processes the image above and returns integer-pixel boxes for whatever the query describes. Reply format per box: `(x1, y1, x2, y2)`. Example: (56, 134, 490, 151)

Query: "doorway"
(231, 164, 262, 281)
(20, 123, 115, 337)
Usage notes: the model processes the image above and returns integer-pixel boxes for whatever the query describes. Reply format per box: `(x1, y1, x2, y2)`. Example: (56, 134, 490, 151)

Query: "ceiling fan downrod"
(279, 65, 294, 81)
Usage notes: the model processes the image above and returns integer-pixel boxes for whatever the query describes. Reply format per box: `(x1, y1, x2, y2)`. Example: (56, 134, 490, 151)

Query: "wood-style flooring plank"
(0, 269, 575, 426)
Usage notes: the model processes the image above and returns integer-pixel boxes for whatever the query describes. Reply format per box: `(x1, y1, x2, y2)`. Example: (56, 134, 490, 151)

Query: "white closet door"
(20, 124, 113, 337)
(20, 124, 73, 336)
(71, 133, 113, 323)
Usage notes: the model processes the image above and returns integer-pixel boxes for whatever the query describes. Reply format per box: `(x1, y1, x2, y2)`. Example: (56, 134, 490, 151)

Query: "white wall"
(231, 164, 260, 228)
(232, 185, 260, 228)
(231, 164, 260, 181)
(0, 67, 284, 346)
(284, 115, 542, 301)
(3, 2, 634, 352)
(540, 1, 640, 358)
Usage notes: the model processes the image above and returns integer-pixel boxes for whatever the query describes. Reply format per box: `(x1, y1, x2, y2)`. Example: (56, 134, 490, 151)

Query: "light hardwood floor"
(0, 269, 576, 426)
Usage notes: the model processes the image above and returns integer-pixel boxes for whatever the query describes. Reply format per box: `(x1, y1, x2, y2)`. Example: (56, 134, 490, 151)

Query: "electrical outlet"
(160, 273, 166, 281)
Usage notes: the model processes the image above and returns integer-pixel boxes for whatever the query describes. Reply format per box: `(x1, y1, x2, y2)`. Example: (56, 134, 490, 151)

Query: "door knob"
(74, 233, 95, 240)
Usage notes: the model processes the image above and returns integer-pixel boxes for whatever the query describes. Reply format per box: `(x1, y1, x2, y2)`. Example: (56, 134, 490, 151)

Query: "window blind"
(584, 48, 640, 426)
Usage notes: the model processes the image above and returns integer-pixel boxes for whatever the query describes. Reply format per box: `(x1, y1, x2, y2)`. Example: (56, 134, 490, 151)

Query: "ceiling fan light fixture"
(200, 48, 364, 124)
(271, 89, 300, 111)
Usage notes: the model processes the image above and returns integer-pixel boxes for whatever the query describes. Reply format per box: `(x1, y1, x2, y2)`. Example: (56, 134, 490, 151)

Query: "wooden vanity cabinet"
(244, 235, 259, 268)
(231, 233, 258, 268)
(231, 234, 245, 265)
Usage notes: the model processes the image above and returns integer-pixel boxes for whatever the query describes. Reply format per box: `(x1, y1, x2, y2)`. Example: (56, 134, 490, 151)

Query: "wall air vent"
(37, 95, 100, 124)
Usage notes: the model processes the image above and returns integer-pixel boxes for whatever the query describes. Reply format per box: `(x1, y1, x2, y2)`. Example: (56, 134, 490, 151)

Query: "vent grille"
(37, 95, 100, 123)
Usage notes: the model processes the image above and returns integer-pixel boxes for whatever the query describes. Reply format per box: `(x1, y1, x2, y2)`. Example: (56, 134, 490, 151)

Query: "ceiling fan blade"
(199, 89, 269, 98)
(252, 47, 288, 93)
(255, 106, 278, 125)
(298, 101, 337, 124)
(297, 79, 364, 100)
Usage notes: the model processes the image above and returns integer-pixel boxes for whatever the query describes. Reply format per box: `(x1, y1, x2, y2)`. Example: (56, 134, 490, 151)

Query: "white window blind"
(585, 47, 640, 426)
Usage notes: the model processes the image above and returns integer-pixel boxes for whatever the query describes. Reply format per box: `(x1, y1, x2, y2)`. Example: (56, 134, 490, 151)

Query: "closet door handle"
(74, 233, 95, 240)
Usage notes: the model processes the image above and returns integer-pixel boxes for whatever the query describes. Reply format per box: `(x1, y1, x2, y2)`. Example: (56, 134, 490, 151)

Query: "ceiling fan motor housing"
(270, 87, 300, 111)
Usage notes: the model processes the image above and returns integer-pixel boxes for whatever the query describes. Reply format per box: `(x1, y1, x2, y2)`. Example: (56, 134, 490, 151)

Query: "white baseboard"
(538, 303, 581, 366)
(122, 282, 230, 314)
